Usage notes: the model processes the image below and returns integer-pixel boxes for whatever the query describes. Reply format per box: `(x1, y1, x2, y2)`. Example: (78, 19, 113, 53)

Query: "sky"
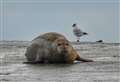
(0, 0, 119, 43)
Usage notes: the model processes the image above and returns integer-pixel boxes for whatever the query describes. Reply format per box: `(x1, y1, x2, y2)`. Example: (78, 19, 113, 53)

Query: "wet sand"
(0, 41, 120, 82)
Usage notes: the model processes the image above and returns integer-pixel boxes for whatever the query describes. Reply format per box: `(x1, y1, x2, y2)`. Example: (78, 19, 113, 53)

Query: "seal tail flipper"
(76, 55, 93, 62)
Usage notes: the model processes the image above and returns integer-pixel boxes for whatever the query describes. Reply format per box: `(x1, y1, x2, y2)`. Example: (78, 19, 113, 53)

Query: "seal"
(25, 32, 93, 64)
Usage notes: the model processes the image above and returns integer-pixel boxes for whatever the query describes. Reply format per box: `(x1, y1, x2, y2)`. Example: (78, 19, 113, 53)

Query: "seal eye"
(65, 43, 69, 46)
(57, 43, 61, 46)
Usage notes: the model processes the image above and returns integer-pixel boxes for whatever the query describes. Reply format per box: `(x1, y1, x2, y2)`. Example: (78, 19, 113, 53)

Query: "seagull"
(72, 23, 88, 42)
(96, 40, 103, 43)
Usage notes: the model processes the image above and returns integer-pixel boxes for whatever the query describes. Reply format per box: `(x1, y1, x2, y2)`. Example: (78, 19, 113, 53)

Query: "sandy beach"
(0, 41, 120, 82)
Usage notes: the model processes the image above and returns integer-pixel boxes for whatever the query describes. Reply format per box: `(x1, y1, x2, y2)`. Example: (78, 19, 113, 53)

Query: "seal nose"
(62, 47, 67, 53)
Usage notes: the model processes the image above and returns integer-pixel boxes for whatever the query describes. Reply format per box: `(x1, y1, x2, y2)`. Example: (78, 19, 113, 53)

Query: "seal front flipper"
(23, 61, 44, 64)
